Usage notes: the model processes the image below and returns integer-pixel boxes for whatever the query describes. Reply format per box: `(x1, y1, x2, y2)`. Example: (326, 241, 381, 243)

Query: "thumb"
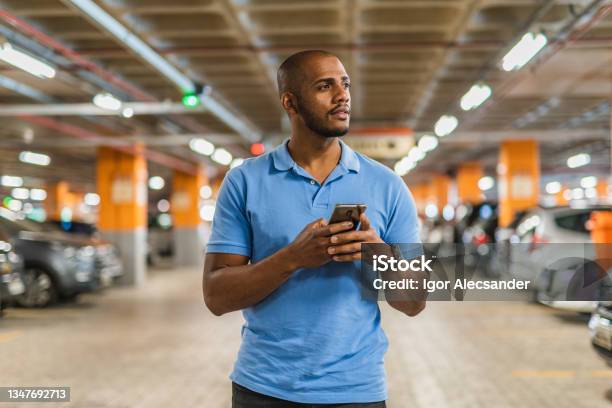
(312, 217, 327, 229)
(359, 213, 371, 231)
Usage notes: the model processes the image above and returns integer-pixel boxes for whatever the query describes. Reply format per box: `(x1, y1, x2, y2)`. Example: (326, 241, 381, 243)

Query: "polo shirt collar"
(272, 138, 360, 173)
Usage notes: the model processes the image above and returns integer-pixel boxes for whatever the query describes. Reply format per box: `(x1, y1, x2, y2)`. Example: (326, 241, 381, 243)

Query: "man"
(203, 50, 424, 407)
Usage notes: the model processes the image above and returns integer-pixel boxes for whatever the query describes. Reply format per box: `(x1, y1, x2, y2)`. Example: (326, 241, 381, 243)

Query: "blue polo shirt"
(207, 139, 420, 404)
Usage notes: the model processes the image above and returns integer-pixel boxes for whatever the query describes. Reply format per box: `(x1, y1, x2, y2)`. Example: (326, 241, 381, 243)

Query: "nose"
(333, 83, 350, 105)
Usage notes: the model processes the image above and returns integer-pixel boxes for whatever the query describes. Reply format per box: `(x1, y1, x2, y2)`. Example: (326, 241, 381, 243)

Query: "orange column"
(172, 168, 205, 228)
(428, 175, 450, 213)
(498, 140, 540, 227)
(597, 180, 609, 201)
(456, 162, 484, 204)
(97, 145, 147, 285)
(172, 167, 207, 266)
(45, 181, 71, 220)
(555, 186, 569, 206)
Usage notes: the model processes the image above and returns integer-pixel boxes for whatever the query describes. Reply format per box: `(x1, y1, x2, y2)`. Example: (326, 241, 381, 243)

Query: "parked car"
(44, 219, 123, 286)
(0, 228, 25, 314)
(509, 205, 612, 311)
(589, 302, 612, 367)
(462, 203, 498, 274)
(0, 208, 99, 307)
(489, 210, 529, 278)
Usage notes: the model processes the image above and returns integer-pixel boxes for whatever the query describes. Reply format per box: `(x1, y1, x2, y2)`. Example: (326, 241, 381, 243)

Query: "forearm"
(204, 247, 297, 315)
(382, 268, 428, 317)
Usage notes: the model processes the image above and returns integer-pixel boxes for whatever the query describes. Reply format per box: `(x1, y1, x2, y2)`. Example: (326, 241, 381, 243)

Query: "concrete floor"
(1, 266, 611, 408)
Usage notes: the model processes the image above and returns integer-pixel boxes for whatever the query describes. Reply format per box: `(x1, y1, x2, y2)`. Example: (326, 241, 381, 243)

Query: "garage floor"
(1, 267, 611, 408)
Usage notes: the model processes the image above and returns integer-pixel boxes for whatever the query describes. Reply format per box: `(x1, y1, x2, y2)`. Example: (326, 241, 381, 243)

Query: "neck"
(287, 129, 342, 183)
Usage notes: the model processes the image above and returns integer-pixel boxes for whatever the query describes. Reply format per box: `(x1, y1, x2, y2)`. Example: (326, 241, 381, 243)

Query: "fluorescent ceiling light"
(1, 176, 23, 187)
(408, 146, 425, 162)
(157, 199, 170, 213)
(212, 148, 233, 166)
(0, 43, 56, 79)
(200, 204, 216, 222)
(7, 199, 22, 212)
(545, 181, 561, 195)
(566, 153, 590, 169)
(418, 135, 439, 152)
(19, 151, 50, 166)
(200, 185, 212, 199)
(394, 157, 416, 176)
(121, 107, 134, 118)
(189, 138, 215, 156)
(84, 193, 100, 206)
(460, 83, 492, 111)
(93, 93, 122, 111)
(30, 188, 47, 201)
(230, 158, 245, 169)
(11, 188, 29, 200)
(580, 176, 597, 189)
(434, 115, 458, 137)
(148, 176, 165, 190)
(502, 32, 548, 72)
(478, 176, 495, 191)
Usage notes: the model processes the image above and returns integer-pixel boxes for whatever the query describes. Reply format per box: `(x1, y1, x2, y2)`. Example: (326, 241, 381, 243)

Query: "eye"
(344, 82, 351, 89)
(319, 83, 331, 90)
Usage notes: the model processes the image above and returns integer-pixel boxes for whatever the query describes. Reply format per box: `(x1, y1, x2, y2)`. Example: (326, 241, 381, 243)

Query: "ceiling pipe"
(19, 115, 199, 175)
(0, 102, 211, 116)
(68, 35, 612, 57)
(63, 0, 261, 142)
(0, 8, 261, 143)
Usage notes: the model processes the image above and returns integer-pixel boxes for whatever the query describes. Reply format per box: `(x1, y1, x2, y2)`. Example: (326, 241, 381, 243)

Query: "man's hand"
(285, 218, 356, 269)
(327, 213, 382, 262)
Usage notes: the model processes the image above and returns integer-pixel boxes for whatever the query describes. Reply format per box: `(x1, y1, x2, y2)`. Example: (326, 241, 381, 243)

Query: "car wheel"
(18, 268, 57, 308)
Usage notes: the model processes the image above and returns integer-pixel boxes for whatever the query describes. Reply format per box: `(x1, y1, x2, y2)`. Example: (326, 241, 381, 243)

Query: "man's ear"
(281, 93, 298, 115)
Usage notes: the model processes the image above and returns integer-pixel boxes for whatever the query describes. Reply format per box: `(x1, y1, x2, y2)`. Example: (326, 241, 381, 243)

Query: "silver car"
(509, 206, 612, 312)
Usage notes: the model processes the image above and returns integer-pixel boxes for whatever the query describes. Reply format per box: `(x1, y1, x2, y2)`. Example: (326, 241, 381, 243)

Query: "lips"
(330, 106, 350, 120)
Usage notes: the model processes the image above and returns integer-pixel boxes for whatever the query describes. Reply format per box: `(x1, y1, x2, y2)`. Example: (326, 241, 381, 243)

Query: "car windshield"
(554, 207, 612, 233)
(0, 207, 53, 233)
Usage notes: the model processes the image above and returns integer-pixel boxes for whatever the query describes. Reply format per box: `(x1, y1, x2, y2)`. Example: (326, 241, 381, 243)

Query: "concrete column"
(555, 186, 569, 206)
(45, 181, 72, 220)
(456, 162, 484, 204)
(97, 145, 147, 286)
(408, 183, 427, 214)
(428, 175, 450, 213)
(172, 167, 206, 267)
(597, 180, 609, 202)
(497, 140, 540, 227)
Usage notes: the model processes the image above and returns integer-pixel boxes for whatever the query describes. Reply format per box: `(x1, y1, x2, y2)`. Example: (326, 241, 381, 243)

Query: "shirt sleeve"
(206, 170, 252, 257)
(382, 177, 422, 259)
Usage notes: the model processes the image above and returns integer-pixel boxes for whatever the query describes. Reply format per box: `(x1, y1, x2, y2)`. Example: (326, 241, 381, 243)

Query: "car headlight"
(77, 246, 95, 259)
(63, 246, 77, 258)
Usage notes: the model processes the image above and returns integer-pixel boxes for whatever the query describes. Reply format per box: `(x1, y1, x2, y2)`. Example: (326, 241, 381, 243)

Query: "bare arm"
(203, 219, 355, 316)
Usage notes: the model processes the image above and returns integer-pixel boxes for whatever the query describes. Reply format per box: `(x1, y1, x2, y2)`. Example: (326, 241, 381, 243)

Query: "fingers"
(329, 230, 370, 244)
(332, 252, 362, 262)
(359, 213, 371, 231)
(314, 221, 354, 237)
(328, 242, 361, 256)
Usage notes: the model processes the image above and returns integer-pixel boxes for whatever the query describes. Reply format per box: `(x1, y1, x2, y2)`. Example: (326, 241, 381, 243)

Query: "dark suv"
(0, 228, 25, 314)
(0, 208, 98, 307)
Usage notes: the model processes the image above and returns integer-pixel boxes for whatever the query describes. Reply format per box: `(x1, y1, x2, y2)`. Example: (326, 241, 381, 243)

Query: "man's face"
(294, 56, 351, 138)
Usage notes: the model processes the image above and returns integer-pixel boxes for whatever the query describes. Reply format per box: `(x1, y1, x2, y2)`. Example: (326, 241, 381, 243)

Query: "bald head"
(277, 50, 338, 97)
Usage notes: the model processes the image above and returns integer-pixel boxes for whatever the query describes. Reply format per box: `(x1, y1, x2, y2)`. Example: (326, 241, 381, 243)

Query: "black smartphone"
(328, 204, 367, 230)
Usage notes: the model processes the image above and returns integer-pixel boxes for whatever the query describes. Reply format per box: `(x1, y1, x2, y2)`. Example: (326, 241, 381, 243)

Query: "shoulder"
(355, 152, 408, 190)
(223, 152, 272, 185)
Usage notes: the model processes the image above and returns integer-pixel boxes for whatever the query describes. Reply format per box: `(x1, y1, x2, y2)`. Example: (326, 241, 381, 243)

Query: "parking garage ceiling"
(0, 0, 610, 190)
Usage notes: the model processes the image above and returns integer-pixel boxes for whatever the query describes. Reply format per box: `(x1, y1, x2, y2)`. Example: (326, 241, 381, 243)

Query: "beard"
(296, 98, 349, 138)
